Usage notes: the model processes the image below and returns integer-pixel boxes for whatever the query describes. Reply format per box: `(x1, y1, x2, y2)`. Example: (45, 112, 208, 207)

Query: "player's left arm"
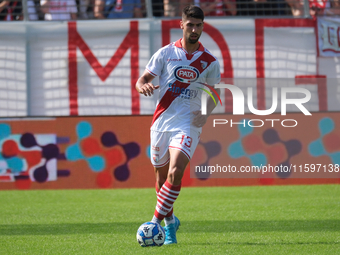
(192, 60, 221, 127)
(192, 88, 220, 127)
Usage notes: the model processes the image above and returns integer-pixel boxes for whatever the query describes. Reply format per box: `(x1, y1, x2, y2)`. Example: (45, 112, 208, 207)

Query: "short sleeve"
(146, 48, 165, 77)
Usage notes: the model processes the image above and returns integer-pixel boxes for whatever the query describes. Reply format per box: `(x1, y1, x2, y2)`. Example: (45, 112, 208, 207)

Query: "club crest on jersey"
(152, 154, 159, 163)
(201, 61, 207, 69)
(174, 65, 199, 83)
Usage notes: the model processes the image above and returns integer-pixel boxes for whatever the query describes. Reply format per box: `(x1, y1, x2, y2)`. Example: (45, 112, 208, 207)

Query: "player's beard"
(187, 33, 200, 44)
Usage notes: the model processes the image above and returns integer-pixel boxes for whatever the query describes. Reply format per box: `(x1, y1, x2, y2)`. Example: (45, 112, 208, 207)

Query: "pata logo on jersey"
(174, 66, 199, 83)
(169, 66, 219, 100)
(169, 65, 200, 100)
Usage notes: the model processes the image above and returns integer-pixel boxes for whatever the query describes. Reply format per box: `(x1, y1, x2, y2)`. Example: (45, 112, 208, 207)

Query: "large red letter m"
(68, 21, 140, 115)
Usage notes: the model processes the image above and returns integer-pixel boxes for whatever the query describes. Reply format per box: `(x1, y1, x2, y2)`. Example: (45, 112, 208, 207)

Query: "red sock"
(154, 180, 181, 221)
(155, 182, 174, 218)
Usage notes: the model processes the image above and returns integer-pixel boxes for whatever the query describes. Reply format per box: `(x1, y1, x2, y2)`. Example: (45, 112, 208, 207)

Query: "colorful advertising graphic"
(191, 113, 340, 181)
(0, 116, 150, 190)
(0, 114, 339, 190)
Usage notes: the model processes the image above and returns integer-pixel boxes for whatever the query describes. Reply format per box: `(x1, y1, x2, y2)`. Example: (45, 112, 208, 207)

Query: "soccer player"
(135, 5, 221, 245)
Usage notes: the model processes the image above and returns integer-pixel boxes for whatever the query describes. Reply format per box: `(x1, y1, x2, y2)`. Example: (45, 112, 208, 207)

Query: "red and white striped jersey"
(146, 39, 221, 133)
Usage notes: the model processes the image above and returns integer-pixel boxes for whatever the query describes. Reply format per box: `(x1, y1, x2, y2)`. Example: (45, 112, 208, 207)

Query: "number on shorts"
(180, 135, 192, 148)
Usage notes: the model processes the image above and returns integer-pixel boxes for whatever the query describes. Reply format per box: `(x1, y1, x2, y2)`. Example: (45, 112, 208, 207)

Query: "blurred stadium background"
(0, 1, 340, 189)
(1, 2, 340, 254)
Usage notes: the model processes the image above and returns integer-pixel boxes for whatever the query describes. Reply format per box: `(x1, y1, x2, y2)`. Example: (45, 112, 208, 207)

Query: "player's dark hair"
(182, 5, 204, 21)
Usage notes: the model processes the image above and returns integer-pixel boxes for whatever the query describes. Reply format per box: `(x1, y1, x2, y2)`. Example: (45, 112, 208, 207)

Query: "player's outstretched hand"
(138, 83, 160, 96)
(192, 110, 208, 128)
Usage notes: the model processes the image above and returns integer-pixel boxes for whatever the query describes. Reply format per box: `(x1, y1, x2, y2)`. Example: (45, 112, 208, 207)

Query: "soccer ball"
(136, 222, 165, 247)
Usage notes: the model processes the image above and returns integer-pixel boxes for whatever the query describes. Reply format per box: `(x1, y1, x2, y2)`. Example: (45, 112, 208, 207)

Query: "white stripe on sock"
(162, 185, 180, 194)
(157, 196, 174, 207)
(159, 189, 178, 199)
(159, 191, 177, 202)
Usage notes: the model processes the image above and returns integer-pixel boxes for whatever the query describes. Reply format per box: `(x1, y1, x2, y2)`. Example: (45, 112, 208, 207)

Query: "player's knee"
(167, 166, 185, 185)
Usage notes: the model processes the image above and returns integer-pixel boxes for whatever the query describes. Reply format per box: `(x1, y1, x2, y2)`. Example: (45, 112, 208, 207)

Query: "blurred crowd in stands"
(0, 0, 339, 21)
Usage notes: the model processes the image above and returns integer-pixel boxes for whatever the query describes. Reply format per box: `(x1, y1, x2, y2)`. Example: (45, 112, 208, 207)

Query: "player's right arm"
(136, 70, 160, 97)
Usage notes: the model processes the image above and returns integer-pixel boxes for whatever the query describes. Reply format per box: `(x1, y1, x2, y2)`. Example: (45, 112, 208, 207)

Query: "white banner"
(0, 19, 340, 117)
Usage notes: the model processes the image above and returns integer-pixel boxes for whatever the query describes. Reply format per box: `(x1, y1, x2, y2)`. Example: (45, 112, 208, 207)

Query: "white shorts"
(150, 130, 200, 167)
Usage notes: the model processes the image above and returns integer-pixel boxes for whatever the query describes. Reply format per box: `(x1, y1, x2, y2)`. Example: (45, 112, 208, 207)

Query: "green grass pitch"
(0, 184, 339, 254)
